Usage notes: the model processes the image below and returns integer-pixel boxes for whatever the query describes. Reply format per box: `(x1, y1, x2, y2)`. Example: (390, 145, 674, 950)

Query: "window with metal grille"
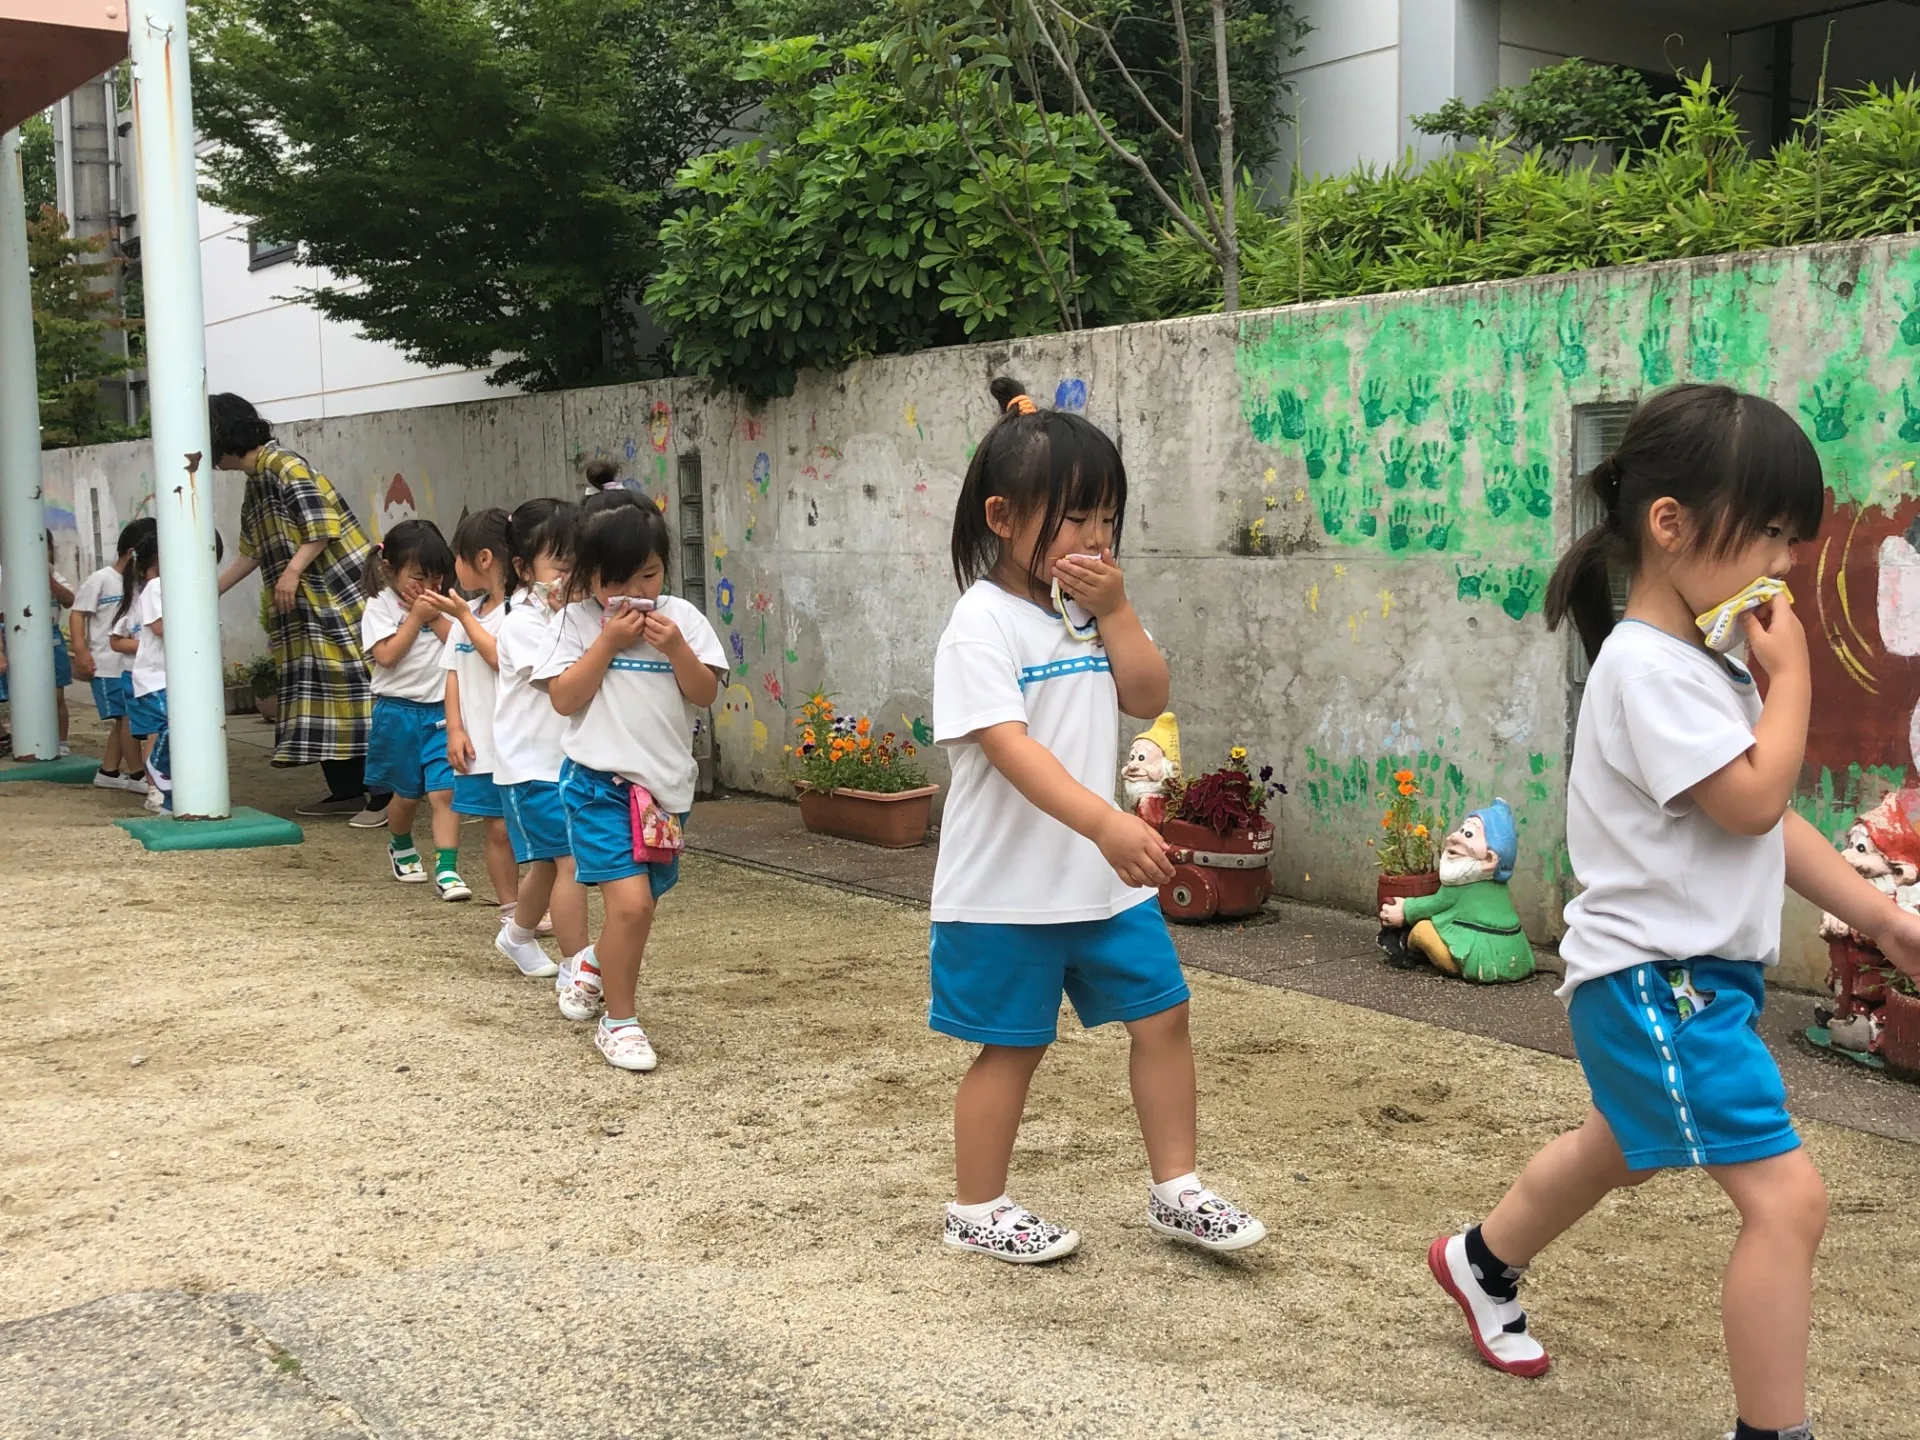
(1569, 403, 1637, 687)
(677, 451, 706, 613)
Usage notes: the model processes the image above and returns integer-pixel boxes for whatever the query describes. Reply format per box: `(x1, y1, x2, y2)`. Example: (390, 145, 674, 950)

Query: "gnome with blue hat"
(1378, 798, 1535, 983)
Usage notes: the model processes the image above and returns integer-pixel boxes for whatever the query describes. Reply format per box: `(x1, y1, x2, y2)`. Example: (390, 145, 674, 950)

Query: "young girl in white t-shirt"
(436, 508, 519, 929)
(537, 497, 725, 1073)
(71, 518, 156, 791)
(493, 499, 592, 987)
(929, 377, 1266, 1264)
(1430, 386, 1920, 1440)
(359, 520, 466, 900)
(108, 527, 169, 812)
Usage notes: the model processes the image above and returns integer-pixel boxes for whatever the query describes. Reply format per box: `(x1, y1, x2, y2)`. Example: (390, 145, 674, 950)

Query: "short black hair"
(364, 518, 455, 596)
(581, 485, 644, 518)
(452, 507, 511, 571)
(208, 393, 273, 461)
(506, 498, 576, 588)
(950, 375, 1127, 593)
(568, 499, 671, 603)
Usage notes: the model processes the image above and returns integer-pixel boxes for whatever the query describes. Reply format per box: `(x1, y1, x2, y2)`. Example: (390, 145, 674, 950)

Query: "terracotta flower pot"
(1880, 988, 1920, 1078)
(1377, 871, 1441, 914)
(1158, 816, 1274, 923)
(797, 783, 938, 848)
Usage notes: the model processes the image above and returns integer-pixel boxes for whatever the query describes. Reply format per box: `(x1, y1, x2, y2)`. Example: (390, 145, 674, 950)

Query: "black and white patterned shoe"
(1146, 1184, 1269, 1252)
(942, 1202, 1081, 1264)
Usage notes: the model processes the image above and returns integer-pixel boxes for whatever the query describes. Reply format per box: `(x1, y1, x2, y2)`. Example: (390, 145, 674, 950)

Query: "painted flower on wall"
(715, 577, 736, 616)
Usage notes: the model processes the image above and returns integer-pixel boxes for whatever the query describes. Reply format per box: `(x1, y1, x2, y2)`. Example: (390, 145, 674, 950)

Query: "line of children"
(109, 527, 170, 812)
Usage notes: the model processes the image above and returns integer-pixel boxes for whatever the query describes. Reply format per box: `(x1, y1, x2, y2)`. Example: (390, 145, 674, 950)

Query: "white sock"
(1151, 1172, 1202, 1209)
(950, 1195, 1011, 1224)
(505, 922, 539, 946)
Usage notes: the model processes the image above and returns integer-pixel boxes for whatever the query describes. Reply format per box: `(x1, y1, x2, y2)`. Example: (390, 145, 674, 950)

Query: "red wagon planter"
(1880, 988, 1920, 1078)
(1827, 937, 1897, 1015)
(1158, 817, 1274, 923)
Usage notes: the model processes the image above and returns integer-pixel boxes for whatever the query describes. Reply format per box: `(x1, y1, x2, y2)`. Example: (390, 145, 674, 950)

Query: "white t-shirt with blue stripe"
(439, 600, 509, 775)
(931, 579, 1154, 925)
(535, 594, 726, 815)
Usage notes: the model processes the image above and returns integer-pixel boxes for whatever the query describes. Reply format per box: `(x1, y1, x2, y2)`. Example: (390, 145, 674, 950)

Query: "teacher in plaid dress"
(211, 393, 390, 822)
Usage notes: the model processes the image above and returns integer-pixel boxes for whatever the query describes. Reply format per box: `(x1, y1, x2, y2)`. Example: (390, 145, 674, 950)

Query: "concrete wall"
(41, 234, 1920, 990)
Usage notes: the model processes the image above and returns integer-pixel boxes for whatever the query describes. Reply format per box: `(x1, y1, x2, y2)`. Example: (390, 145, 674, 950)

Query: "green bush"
(646, 36, 1144, 397)
(1140, 72, 1920, 319)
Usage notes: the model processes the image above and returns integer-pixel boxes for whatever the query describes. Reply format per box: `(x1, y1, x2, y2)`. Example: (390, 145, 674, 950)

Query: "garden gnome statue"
(1123, 713, 1181, 830)
(1377, 799, 1534, 983)
(1819, 788, 1920, 942)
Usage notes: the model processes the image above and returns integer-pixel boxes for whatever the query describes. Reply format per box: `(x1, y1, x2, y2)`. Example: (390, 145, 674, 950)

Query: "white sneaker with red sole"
(1428, 1232, 1550, 1378)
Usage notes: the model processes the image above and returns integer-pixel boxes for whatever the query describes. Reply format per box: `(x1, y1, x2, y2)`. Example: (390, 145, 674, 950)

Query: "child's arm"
(69, 612, 93, 680)
(976, 721, 1175, 888)
(150, 618, 164, 639)
(109, 631, 137, 655)
(639, 612, 722, 708)
(1052, 552, 1169, 718)
(546, 607, 649, 715)
(47, 570, 74, 607)
(430, 592, 501, 669)
(367, 595, 439, 668)
(1688, 598, 1810, 837)
(444, 670, 474, 774)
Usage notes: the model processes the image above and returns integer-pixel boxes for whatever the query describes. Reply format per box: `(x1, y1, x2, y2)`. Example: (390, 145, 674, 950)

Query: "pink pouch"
(628, 783, 685, 864)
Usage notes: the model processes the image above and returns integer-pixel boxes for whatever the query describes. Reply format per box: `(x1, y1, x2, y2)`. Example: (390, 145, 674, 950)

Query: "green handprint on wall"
(1801, 381, 1850, 442)
(1403, 377, 1437, 425)
(1276, 390, 1308, 440)
(1522, 462, 1554, 519)
(1422, 503, 1452, 552)
(1445, 389, 1474, 442)
(1639, 322, 1673, 385)
(1493, 393, 1518, 446)
(1688, 318, 1726, 380)
(1900, 382, 1920, 444)
(1484, 463, 1515, 519)
(1499, 321, 1538, 371)
(1361, 379, 1394, 429)
(1414, 441, 1449, 491)
(1336, 424, 1360, 477)
(1304, 426, 1330, 479)
(1900, 284, 1920, 346)
(1381, 437, 1412, 490)
(1317, 486, 1349, 536)
(1554, 321, 1588, 381)
(1356, 482, 1381, 537)
(1500, 566, 1543, 621)
(1388, 502, 1414, 552)
(1456, 564, 1488, 600)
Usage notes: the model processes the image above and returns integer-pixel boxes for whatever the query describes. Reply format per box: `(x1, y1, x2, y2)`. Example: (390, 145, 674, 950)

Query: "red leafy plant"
(1168, 746, 1286, 836)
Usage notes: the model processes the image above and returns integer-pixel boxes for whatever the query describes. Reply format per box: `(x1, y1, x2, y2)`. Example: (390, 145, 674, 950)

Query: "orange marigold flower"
(1394, 768, 1415, 783)
(1398, 781, 1416, 796)
(1414, 824, 1428, 837)
(1381, 815, 1391, 829)
(856, 717, 872, 736)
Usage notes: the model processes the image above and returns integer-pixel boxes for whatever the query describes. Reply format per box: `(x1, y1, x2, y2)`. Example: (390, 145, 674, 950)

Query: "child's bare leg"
(596, 874, 655, 1018)
(1481, 1108, 1644, 1264)
(516, 860, 557, 930)
(386, 795, 420, 842)
(100, 717, 124, 772)
(953, 1044, 1047, 1204)
(550, 857, 590, 958)
(1713, 1148, 1826, 1431)
(481, 816, 518, 905)
(1124, 1002, 1196, 1183)
(427, 789, 460, 852)
(57, 692, 69, 744)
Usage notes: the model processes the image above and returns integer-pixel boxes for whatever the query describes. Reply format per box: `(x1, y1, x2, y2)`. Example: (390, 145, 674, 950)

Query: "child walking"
(437, 508, 520, 926)
(929, 377, 1266, 1263)
(493, 499, 592, 986)
(109, 528, 168, 812)
(71, 518, 156, 791)
(537, 499, 724, 1071)
(360, 520, 468, 900)
(1429, 385, 1920, 1440)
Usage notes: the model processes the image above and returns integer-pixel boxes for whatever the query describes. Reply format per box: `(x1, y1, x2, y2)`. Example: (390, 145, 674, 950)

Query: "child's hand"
(407, 591, 441, 626)
(73, 651, 95, 681)
(599, 605, 649, 651)
(1096, 810, 1175, 889)
(427, 589, 471, 620)
(1741, 592, 1808, 677)
(1869, 906, 1920, 980)
(447, 728, 475, 774)
(1052, 550, 1130, 618)
(640, 610, 689, 656)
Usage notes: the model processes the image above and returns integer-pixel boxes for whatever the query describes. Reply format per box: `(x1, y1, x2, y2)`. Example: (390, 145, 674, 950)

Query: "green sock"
(389, 835, 418, 856)
(435, 847, 459, 876)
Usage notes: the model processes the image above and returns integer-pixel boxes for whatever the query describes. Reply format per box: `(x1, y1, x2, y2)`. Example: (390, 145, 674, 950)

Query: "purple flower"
(1258, 765, 1273, 783)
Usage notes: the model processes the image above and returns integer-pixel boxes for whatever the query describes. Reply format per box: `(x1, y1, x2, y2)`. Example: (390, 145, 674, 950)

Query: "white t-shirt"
(1558, 621, 1784, 998)
(440, 601, 508, 775)
(360, 589, 447, 704)
(930, 580, 1154, 925)
(493, 595, 570, 787)
(533, 595, 726, 813)
(71, 565, 128, 677)
(126, 577, 167, 697)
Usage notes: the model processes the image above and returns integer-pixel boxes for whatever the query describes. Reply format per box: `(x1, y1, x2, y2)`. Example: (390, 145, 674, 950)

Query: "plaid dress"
(240, 445, 375, 766)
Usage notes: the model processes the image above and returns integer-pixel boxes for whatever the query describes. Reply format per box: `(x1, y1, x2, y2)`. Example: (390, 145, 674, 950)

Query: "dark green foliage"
(1412, 57, 1658, 162)
(646, 37, 1143, 397)
(19, 113, 55, 216)
(29, 208, 143, 450)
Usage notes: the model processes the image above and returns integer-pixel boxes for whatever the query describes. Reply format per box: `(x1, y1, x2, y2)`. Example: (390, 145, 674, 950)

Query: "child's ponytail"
(115, 523, 160, 624)
(1545, 457, 1622, 665)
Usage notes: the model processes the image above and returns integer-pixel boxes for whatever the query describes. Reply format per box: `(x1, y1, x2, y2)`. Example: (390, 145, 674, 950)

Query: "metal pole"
(0, 129, 60, 763)
(128, 0, 229, 819)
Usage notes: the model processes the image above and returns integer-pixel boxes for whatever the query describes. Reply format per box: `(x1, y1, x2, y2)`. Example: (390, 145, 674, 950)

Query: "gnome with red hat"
(1820, 788, 1920, 943)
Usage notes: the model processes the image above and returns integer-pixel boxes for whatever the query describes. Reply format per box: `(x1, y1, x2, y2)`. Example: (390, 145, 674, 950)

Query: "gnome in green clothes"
(1377, 799, 1534, 983)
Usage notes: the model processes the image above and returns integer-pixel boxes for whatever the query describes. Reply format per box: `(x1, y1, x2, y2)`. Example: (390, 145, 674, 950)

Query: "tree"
(1412, 57, 1658, 164)
(19, 112, 55, 217)
(191, 0, 745, 392)
(29, 207, 142, 449)
(646, 37, 1141, 396)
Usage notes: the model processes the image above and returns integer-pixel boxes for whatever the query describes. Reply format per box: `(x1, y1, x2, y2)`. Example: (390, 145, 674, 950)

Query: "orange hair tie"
(1008, 394, 1038, 416)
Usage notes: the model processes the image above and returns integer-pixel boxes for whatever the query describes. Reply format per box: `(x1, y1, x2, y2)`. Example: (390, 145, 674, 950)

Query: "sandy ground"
(5, 724, 1920, 1439)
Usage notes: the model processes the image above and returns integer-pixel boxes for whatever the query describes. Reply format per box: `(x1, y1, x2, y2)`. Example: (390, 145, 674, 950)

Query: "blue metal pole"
(129, 2, 230, 818)
(0, 128, 59, 763)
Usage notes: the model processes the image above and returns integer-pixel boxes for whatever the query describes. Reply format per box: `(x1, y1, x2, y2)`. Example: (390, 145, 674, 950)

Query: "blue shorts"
(365, 696, 454, 800)
(452, 771, 505, 818)
(91, 674, 130, 720)
(558, 759, 684, 892)
(929, 897, 1189, 1047)
(1569, 958, 1800, 1172)
(503, 779, 571, 864)
(126, 687, 167, 739)
(0, 638, 69, 701)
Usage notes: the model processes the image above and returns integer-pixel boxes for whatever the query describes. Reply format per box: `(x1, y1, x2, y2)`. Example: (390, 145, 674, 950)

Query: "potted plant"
(1156, 746, 1283, 922)
(224, 661, 255, 716)
(1372, 766, 1441, 913)
(248, 654, 280, 724)
(1880, 971, 1920, 1079)
(787, 692, 937, 847)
